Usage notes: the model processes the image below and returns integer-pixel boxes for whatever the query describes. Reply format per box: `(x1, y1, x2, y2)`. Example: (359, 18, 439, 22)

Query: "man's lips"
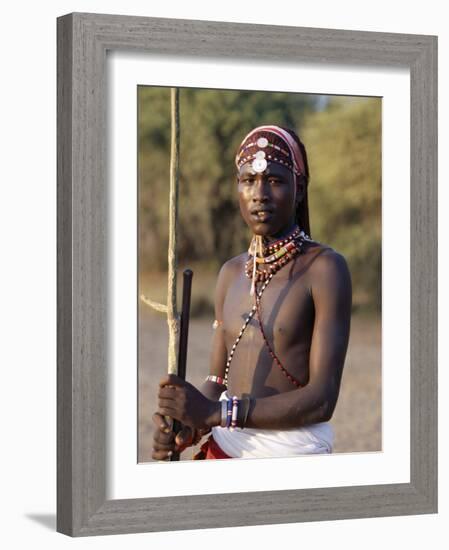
(250, 209, 274, 222)
(250, 207, 273, 215)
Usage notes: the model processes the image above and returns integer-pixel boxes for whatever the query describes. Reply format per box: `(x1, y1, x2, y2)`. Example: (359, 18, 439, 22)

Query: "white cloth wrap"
(211, 391, 334, 459)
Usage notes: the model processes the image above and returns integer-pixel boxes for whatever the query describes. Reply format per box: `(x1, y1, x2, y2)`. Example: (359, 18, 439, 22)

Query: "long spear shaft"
(166, 87, 180, 374)
(140, 88, 183, 459)
(163, 87, 181, 448)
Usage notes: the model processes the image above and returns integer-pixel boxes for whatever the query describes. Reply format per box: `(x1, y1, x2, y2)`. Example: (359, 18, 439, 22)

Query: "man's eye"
(268, 178, 282, 184)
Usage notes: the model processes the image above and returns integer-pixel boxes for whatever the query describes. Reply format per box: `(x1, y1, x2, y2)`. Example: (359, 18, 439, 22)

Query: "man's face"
(237, 161, 300, 238)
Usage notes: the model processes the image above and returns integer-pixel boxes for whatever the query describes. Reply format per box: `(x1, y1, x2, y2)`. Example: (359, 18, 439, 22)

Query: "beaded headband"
(235, 125, 306, 177)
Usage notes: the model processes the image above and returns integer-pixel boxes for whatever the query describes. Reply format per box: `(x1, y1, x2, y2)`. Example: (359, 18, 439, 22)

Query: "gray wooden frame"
(57, 12, 437, 537)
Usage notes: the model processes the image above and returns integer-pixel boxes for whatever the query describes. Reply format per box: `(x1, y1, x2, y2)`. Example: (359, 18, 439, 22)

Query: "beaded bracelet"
(230, 396, 239, 430)
(220, 400, 228, 428)
(219, 396, 252, 430)
(237, 396, 252, 429)
(226, 398, 233, 428)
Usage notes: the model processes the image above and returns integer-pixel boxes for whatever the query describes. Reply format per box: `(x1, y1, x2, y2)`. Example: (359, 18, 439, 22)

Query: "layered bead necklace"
(224, 225, 312, 388)
(245, 225, 304, 285)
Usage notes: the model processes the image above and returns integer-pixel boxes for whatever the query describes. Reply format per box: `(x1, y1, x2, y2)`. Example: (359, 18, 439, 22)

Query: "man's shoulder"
(306, 243, 348, 268)
(219, 252, 247, 276)
(305, 243, 351, 290)
(215, 252, 246, 292)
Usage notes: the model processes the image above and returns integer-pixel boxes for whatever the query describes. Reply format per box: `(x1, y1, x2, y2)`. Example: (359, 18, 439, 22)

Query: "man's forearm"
(245, 385, 333, 429)
(205, 383, 334, 431)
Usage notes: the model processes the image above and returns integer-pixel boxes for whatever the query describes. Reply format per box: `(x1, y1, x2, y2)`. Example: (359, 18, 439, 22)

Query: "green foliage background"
(139, 88, 381, 311)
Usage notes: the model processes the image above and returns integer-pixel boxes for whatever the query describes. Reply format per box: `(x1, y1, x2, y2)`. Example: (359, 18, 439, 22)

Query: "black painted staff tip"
(170, 268, 194, 462)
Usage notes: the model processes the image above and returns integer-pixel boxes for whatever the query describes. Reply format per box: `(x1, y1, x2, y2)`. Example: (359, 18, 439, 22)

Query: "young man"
(152, 125, 352, 460)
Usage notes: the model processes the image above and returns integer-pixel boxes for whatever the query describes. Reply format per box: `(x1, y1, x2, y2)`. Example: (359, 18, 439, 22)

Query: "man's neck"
(265, 222, 297, 244)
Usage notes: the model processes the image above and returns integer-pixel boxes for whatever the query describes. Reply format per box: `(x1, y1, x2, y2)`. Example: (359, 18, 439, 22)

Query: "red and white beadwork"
(205, 374, 226, 386)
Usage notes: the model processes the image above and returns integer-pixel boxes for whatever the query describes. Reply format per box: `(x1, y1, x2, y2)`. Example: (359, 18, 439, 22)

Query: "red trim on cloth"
(193, 435, 232, 460)
(206, 435, 232, 459)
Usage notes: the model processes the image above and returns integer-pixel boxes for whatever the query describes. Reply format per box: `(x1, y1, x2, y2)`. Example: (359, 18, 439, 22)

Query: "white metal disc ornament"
(255, 150, 266, 159)
(252, 157, 267, 173)
(257, 137, 268, 148)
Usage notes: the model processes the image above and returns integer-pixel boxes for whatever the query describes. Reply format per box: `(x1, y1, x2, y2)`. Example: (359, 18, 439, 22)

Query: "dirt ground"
(138, 308, 381, 462)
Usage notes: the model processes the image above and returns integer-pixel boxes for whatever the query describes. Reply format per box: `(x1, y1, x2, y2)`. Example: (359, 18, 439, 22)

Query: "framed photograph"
(57, 12, 437, 536)
(137, 87, 382, 465)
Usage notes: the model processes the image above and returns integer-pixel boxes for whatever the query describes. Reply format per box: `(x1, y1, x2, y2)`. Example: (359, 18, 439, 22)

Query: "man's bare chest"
(222, 270, 315, 350)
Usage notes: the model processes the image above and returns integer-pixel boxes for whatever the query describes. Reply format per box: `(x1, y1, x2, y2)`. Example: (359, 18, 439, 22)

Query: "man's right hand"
(151, 412, 196, 460)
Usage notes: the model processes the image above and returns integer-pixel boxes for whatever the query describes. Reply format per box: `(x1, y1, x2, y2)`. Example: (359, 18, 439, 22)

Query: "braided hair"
(281, 128, 311, 237)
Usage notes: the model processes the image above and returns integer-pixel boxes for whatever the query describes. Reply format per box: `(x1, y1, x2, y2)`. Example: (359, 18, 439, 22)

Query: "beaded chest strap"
(224, 227, 310, 388)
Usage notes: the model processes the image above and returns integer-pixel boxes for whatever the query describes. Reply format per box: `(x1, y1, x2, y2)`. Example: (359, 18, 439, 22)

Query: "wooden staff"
(166, 87, 180, 375)
(140, 88, 184, 459)
(141, 87, 180, 368)
(170, 269, 193, 462)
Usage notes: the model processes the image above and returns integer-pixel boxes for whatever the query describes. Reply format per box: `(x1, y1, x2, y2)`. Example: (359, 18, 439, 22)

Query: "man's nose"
(252, 179, 269, 202)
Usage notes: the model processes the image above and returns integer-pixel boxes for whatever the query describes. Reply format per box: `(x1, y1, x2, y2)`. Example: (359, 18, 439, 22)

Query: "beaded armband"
(205, 375, 227, 386)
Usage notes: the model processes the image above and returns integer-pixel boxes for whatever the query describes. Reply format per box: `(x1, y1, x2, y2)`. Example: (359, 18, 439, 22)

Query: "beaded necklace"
(224, 226, 311, 388)
(244, 226, 305, 282)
